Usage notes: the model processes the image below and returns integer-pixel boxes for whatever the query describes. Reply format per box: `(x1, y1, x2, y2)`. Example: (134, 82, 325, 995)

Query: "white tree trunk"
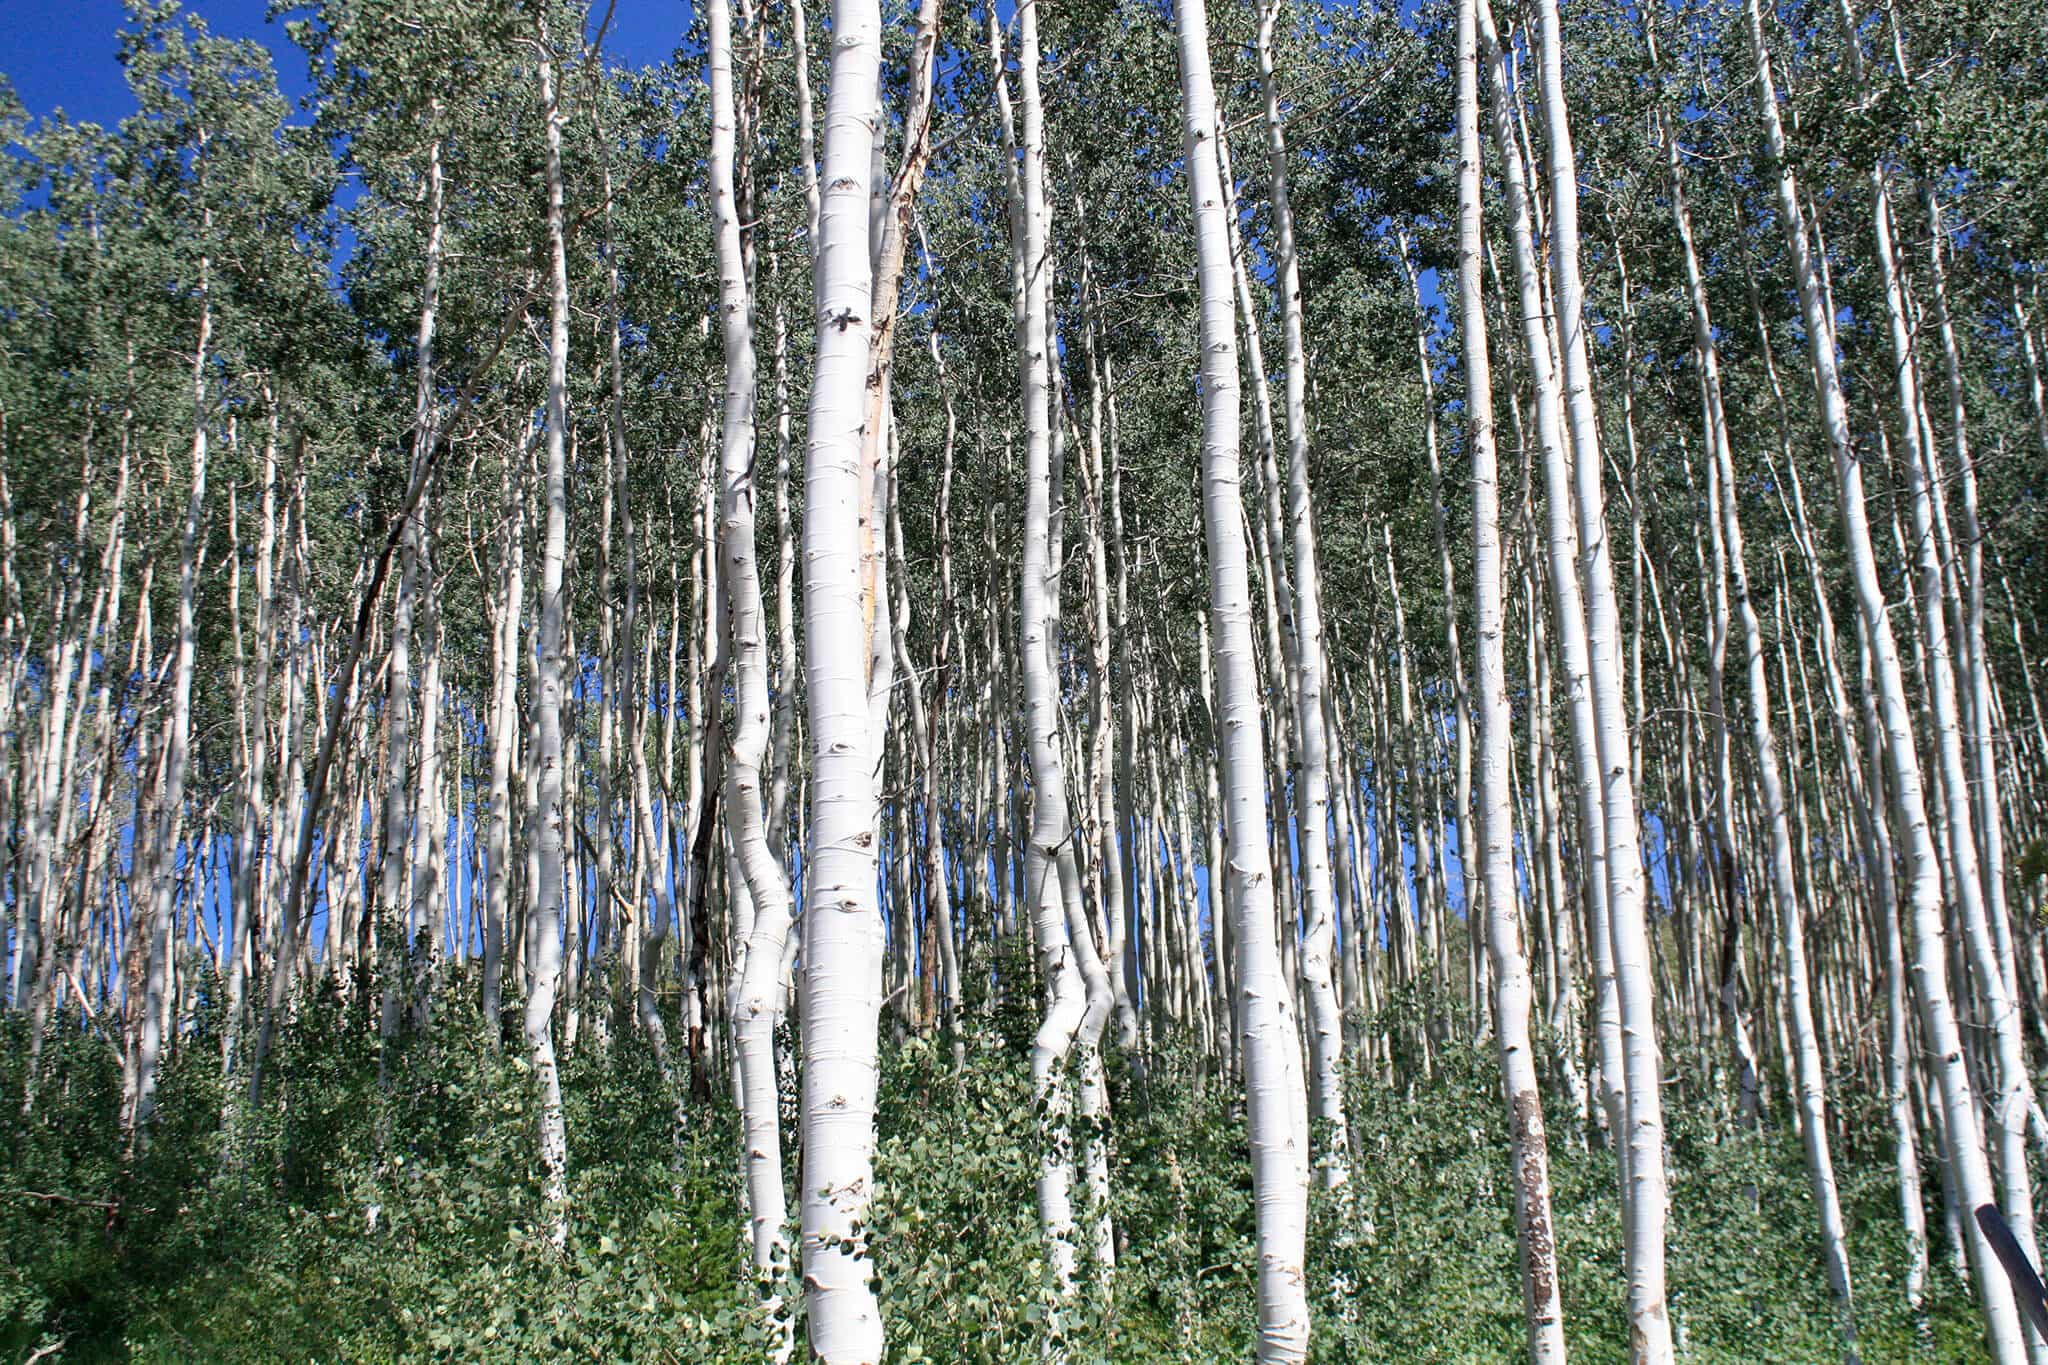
(1659, 86, 1858, 1342)
(1742, 3, 2025, 1355)
(1256, 0, 1349, 1195)
(1475, 0, 1627, 1176)
(1529, 0, 1672, 1348)
(1458, 0, 1568, 1353)
(996, 0, 1094, 1306)
(526, 21, 572, 1252)
(133, 242, 211, 1137)
(798, 0, 887, 1353)
(708, 0, 798, 1347)
(1174, 0, 1311, 1354)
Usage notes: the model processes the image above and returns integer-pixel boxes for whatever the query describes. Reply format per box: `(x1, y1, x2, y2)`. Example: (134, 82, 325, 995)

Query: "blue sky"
(0, 1, 693, 130)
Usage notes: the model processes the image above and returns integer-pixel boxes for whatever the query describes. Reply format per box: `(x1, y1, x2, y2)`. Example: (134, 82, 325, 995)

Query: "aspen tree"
(708, 0, 797, 1337)
(797, 0, 887, 1351)
(377, 121, 444, 1052)
(1174, 0, 1311, 1353)
(1743, 1, 2025, 1354)
(523, 9, 574, 1251)
(1474, 0, 1627, 1170)
(1256, 0, 1348, 1192)
(1457, 0, 1566, 1352)
(1528, 0, 1673, 1345)
(132, 162, 211, 1139)
(1868, 142, 2045, 1364)
(1654, 54, 1857, 1338)
(996, 0, 1094, 1304)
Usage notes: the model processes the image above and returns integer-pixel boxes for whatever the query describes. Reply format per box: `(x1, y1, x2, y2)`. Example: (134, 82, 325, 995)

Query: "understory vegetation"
(2, 986, 1985, 1361)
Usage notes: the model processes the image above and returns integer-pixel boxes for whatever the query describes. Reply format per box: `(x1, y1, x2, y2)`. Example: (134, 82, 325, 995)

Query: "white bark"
(1458, 0, 1567, 1353)
(1256, 0, 1349, 1195)
(377, 128, 444, 1046)
(1742, 3, 2025, 1355)
(709, 0, 797, 1343)
(133, 227, 211, 1136)
(1474, 0, 1627, 1172)
(1175, 0, 1311, 1354)
(1873, 165, 2043, 1356)
(798, 0, 887, 1352)
(1661, 87, 1857, 1341)
(527, 21, 572, 1251)
(223, 405, 272, 1080)
(1529, 0, 1672, 1347)
(996, 0, 1094, 1305)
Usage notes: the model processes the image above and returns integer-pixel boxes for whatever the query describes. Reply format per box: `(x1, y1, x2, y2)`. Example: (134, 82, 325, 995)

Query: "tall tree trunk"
(797, 0, 887, 1352)
(708, 0, 797, 1345)
(1175, 0, 1311, 1353)
(1457, 0, 1567, 1352)
(1257, 0, 1349, 1194)
(377, 127, 445, 1054)
(1528, 0, 1672, 1347)
(526, 17, 573, 1251)
(1657, 71, 1858, 1342)
(995, 0, 1095, 1307)
(132, 223, 211, 1139)
(1475, 0, 1628, 1177)
(1742, 3, 2025, 1355)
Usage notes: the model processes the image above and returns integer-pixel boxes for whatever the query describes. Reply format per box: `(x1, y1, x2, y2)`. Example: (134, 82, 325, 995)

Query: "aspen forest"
(7, 0, 2048, 1357)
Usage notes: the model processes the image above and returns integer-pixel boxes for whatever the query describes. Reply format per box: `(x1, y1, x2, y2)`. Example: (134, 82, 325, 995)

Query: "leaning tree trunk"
(1458, 0, 1567, 1353)
(1174, 0, 1312, 1355)
(1869, 160, 2043, 1360)
(1257, 0, 1349, 1195)
(1659, 80, 1857, 1345)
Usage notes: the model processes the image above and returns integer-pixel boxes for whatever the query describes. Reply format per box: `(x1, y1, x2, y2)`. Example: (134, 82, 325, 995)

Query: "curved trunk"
(708, 0, 798, 1345)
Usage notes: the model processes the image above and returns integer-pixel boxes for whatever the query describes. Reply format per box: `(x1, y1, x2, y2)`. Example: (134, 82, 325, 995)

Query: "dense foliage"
(1, 0, 2046, 1356)
(0, 989, 1992, 1361)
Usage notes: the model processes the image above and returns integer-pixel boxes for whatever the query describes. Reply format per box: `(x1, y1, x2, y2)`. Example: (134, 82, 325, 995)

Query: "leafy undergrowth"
(0, 979, 1989, 1362)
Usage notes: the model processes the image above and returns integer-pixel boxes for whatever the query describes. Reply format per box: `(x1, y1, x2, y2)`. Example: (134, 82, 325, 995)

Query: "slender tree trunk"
(1476, 0, 1628, 1178)
(709, 0, 798, 1343)
(132, 228, 212, 1139)
(798, 0, 887, 1351)
(1653, 64, 1859, 1340)
(525, 18, 573, 1250)
(1175, 0, 1311, 1352)
(996, 0, 1095, 1308)
(1743, 3, 2024, 1354)
(1458, 0, 1568, 1350)
(1256, 0, 1349, 1193)
(1528, 0, 1672, 1346)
